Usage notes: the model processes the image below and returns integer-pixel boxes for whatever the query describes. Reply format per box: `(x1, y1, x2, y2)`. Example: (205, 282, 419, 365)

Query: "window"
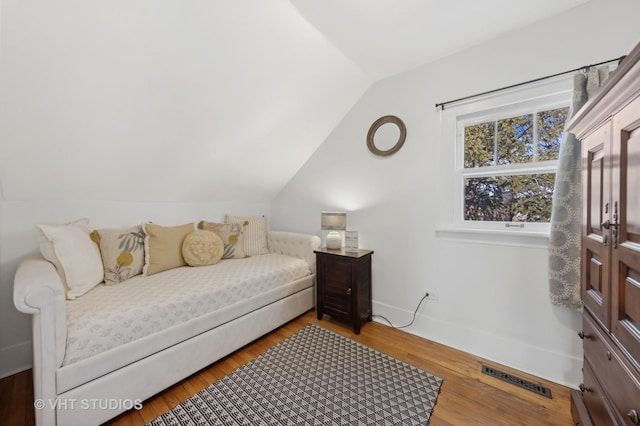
(437, 75, 573, 239)
(460, 105, 569, 225)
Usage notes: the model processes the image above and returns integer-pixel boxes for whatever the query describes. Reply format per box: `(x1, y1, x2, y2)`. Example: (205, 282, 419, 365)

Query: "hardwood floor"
(0, 310, 574, 425)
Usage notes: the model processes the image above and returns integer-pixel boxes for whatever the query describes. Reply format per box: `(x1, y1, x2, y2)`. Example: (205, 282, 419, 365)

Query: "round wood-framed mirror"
(366, 115, 406, 156)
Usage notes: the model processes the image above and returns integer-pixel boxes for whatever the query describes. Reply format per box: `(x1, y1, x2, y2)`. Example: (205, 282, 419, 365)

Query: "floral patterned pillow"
(197, 220, 247, 259)
(91, 226, 145, 284)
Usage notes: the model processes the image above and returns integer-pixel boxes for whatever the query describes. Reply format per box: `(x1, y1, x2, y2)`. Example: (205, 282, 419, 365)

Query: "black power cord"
(373, 292, 430, 329)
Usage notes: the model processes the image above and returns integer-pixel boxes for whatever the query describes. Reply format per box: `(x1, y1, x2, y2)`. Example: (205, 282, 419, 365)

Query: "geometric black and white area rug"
(148, 323, 443, 426)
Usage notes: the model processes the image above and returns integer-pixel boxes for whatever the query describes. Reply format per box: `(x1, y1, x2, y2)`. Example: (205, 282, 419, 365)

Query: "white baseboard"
(1, 305, 583, 388)
(0, 340, 32, 379)
(372, 301, 582, 388)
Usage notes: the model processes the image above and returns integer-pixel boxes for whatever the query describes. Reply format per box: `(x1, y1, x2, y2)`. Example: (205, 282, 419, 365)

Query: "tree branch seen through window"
(462, 107, 568, 223)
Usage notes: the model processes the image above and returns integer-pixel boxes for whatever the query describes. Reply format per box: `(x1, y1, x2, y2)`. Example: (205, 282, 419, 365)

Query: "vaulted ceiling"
(293, 0, 592, 80)
(0, 0, 592, 203)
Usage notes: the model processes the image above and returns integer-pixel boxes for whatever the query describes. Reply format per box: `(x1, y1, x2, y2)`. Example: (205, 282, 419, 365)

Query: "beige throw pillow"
(224, 214, 269, 256)
(34, 218, 104, 300)
(91, 225, 145, 285)
(182, 231, 224, 266)
(143, 222, 194, 276)
(197, 220, 247, 259)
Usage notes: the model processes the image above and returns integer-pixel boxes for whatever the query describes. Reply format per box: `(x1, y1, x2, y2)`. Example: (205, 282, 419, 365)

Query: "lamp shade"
(321, 212, 346, 230)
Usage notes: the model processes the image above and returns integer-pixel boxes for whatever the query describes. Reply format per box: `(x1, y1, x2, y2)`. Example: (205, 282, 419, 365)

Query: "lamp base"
(326, 231, 342, 249)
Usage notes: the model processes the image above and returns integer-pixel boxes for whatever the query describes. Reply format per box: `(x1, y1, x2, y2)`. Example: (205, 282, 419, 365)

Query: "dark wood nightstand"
(314, 247, 373, 334)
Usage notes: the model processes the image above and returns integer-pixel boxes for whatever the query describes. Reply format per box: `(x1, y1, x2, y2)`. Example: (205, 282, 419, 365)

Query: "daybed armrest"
(14, 256, 67, 425)
(14, 256, 67, 369)
(267, 231, 321, 273)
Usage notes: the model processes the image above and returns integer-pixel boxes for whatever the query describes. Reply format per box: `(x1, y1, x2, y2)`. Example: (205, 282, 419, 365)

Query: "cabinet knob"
(578, 331, 592, 340)
(606, 350, 611, 360)
(578, 383, 591, 393)
(629, 409, 640, 425)
(346, 287, 352, 296)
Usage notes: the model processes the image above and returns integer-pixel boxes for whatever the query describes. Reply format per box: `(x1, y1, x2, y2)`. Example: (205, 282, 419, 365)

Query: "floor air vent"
(481, 365, 552, 399)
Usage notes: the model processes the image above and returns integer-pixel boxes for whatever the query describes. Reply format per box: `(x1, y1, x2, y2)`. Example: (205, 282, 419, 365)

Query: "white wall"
(271, 0, 640, 387)
(0, 1, 369, 378)
(0, 1, 369, 204)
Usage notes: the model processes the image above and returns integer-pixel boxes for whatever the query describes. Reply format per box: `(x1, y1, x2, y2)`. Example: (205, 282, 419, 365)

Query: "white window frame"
(436, 75, 573, 246)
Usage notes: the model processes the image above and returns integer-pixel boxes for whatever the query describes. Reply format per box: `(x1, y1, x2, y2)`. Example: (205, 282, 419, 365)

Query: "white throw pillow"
(35, 218, 104, 300)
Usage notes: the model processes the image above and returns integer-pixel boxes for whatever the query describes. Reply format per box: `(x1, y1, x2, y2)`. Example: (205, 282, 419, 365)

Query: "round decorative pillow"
(182, 231, 224, 266)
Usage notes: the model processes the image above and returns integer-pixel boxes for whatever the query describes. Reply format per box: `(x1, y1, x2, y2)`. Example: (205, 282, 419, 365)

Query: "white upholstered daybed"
(14, 230, 320, 426)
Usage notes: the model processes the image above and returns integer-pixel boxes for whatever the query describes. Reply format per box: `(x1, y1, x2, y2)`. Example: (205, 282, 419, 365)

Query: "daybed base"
(59, 285, 313, 425)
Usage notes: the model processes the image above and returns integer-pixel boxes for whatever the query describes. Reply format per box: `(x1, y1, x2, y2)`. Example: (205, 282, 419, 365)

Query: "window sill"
(435, 227, 549, 248)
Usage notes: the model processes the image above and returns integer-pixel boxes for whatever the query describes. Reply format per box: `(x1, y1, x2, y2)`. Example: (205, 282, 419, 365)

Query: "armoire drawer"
(582, 359, 615, 425)
(583, 314, 640, 425)
(599, 349, 640, 425)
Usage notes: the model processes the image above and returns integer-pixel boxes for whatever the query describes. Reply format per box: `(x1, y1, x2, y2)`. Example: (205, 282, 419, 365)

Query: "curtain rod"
(435, 55, 626, 110)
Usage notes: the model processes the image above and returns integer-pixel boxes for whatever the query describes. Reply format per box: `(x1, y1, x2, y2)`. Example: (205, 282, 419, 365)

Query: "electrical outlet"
(425, 290, 439, 301)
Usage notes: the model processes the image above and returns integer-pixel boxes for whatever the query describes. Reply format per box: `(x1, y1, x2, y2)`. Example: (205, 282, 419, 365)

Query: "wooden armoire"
(567, 41, 640, 426)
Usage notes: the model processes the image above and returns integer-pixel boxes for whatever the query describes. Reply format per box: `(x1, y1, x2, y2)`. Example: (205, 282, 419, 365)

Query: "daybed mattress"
(64, 254, 311, 367)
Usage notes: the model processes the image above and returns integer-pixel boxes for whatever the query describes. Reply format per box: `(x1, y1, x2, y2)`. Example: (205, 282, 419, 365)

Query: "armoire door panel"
(624, 272, 640, 324)
(589, 257, 603, 294)
(589, 150, 605, 232)
(584, 247, 608, 326)
(612, 262, 640, 364)
(611, 99, 640, 365)
(624, 128, 640, 243)
(582, 123, 612, 329)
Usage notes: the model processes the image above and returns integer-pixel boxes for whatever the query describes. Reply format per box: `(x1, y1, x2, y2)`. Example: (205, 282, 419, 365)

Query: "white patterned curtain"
(548, 66, 610, 310)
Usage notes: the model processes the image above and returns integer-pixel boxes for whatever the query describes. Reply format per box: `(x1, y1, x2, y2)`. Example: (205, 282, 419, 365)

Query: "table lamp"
(321, 212, 346, 249)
